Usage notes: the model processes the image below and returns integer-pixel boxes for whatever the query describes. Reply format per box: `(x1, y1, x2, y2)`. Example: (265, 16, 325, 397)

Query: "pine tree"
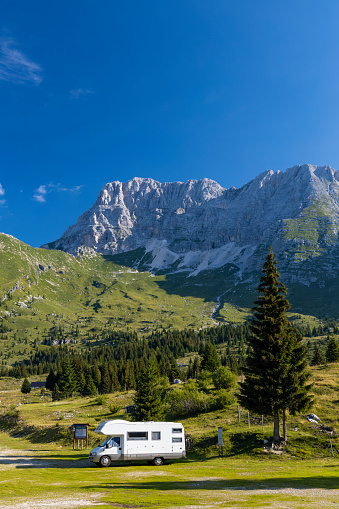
(134, 357, 164, 421)
(92, 362, 101, 388)
(192, 356, 200, 378)
(100, 363, 111, 394)
(326, 335, 339, 363)
(201, 342, 220, 372)
(52, 383, 61, 401)
(58, 359, 77, 393)
(279, 327, 313, 440)
(311, 343, 326, 365)
(239, 248, 312, 442)
(21, 378, 31, 394)
(85, 374, 97, 396)
(45, 368, 56, 391)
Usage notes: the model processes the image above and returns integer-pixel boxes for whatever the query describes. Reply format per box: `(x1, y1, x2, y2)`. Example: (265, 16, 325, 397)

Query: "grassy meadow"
(1, 233, 339, 507)
(0, 232, 331, 373)
(1, 364, 339, 508)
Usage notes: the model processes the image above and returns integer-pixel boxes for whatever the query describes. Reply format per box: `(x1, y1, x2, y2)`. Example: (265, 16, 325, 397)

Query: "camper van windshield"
(100, 437, 110, 447)
(99, 436, 121, 447)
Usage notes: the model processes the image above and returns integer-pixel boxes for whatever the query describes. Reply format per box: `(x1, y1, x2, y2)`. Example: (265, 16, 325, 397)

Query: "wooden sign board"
(71, 424, 89, 449)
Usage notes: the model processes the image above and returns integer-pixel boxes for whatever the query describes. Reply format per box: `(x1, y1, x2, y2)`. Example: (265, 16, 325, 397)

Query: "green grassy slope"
(1, 363, 339, 459)
(0, 233, 230, 366)
(0, 232, 331, 370)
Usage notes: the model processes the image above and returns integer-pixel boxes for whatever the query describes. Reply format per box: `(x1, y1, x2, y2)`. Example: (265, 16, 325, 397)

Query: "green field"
(0, 437, 338, 509)
(1, 364, 339, 508)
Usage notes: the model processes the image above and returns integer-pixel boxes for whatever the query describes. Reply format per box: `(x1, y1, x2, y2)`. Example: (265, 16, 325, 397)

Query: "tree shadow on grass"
(83, 476, 339, 492)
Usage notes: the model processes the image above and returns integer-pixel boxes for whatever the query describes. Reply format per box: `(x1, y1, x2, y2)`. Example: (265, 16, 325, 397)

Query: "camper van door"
(172, 426, 184, 454)
(105, 436, 123, 460)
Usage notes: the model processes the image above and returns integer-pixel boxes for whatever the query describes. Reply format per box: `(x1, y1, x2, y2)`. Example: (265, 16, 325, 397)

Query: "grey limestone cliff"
(43, 164, 339, 288)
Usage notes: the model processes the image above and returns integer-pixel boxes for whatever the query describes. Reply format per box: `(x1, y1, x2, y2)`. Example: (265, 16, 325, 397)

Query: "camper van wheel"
(153, 457, 164, 466)
(99, 455, 111, 467)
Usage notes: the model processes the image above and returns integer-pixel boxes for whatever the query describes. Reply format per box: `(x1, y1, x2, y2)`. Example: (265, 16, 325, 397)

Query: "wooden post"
(330, 438, 334, 457)
(238, 406, 240, 423)
(248, 412, 250, 429)
(261, 415, 264, 430)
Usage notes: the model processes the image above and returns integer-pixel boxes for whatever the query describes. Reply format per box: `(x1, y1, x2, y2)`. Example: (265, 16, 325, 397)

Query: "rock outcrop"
(43, 164, 339, 285)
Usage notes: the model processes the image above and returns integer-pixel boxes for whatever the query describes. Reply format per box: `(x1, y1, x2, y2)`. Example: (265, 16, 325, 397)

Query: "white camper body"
(89, 419, 186, 467)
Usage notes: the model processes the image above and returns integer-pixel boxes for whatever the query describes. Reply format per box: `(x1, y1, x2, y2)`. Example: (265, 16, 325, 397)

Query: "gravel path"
(0, 447, 88, 469)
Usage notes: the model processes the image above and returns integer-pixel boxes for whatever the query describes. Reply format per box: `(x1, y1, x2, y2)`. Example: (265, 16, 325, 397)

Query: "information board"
(74, 426, 87, 439)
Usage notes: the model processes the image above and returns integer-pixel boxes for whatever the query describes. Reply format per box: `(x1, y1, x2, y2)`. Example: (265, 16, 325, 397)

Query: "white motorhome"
(89, 419, 186, 467)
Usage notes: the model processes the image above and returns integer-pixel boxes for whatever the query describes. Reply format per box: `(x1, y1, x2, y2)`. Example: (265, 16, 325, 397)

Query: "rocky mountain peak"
(42, 165, 339, 288)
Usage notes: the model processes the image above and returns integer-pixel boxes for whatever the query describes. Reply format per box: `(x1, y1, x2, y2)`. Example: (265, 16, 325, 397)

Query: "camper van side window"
(172, 437, 182, 443)
(152, 432, 161, 440)
(172, 428, 182, 433)
(127, 432, 148, 440)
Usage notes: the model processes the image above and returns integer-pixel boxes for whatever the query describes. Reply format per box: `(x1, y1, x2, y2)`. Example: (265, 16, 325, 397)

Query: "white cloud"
(0, 183, 6, 205)
(33, 193, 46, 203)
(36, 184, 47, 195)
(33, 184, 47, 202)
(58, 184, 84, 192)
(33, 183, 83, 203)
(0, 37, 42, 85)
(69, 88, 95, 99)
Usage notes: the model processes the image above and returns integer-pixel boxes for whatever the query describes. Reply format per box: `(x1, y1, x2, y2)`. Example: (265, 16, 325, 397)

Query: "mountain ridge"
(42, 164, 339, 283)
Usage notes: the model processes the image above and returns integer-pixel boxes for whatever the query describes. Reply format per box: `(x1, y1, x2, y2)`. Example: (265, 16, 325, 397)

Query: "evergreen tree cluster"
(1, 322, 250, 388)
(2, 286, 339, 400)
(311, 335, 339, 365)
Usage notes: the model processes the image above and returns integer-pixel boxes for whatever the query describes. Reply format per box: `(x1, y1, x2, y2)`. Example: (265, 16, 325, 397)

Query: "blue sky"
(1, 0, 339, 247)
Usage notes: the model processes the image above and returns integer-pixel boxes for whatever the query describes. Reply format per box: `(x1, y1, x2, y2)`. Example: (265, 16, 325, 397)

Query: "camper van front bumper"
(89, 452, 101, 464)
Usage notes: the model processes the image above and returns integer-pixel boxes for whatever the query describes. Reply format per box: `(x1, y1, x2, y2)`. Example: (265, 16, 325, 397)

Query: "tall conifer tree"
(326, 335, 339, 363)
(201, 342, 220, 372)
(239, 248, 312, 442)
(311, 343, 326, 366)
(21, 378, 31, 394)
(134, 357, 164, 421)
(58, 359, 77, 393)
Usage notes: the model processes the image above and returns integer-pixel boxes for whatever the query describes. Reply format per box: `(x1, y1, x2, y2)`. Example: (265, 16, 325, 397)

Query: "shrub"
(211, 389, 236, 410)
(212, 367, 237, 390)
(108, 403, 121, 415)
(196, 370, 212, 391)
(95, 395, 108, 405)
(165, 381, 210, 416)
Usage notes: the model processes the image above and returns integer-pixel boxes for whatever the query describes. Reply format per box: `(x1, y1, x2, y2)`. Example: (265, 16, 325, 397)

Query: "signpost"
(71, 424, 89, 449)
(218, 427, 223, 456)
